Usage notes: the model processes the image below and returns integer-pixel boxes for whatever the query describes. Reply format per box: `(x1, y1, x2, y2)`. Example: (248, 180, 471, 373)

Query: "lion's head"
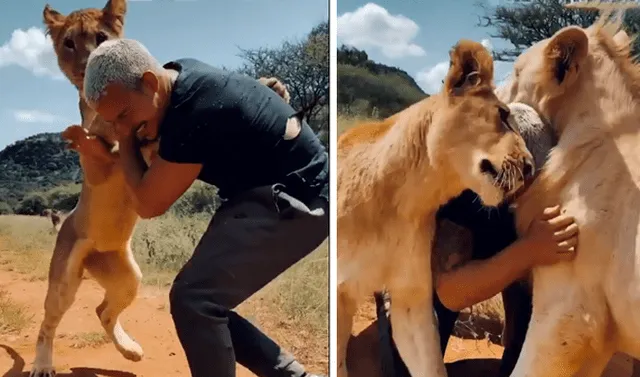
(43, 0, 126, 91)
(430, 40, 535, 206)
(496, 9, 640, 135)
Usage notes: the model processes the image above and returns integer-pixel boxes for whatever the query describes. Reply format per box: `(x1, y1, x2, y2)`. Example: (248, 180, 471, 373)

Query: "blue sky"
(337, 0, 517, 94)
(0, 0, 328, 150)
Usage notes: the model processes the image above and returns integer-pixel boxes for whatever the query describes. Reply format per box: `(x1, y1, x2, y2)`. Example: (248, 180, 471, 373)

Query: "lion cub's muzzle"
(480, 155, 535, 196)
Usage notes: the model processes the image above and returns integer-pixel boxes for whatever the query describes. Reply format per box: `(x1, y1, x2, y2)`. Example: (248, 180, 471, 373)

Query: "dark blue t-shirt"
(158, 58, 329, 202)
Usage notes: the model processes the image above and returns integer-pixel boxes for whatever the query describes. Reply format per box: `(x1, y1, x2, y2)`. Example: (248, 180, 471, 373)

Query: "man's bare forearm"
(436, 240, 533, 312)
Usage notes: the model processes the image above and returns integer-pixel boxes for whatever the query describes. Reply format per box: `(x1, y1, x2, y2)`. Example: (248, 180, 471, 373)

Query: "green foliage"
(170, 181, 219, 216)
(0, 132, 81, 209)
(477, 0, 640, 61)
(237, 21, 329, 142)
(43, 184, 81, 212)
(0, 202, 14, 215)
(16, 193, 49, 215)
(337, 45, 428, 118)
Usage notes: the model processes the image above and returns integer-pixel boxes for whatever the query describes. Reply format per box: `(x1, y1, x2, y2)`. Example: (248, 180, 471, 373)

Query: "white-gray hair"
(83, 38, 162, 104)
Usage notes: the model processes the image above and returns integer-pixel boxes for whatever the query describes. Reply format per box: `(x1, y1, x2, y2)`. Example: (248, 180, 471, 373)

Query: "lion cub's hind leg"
(83, 247, 144, 362)
(31, 222, 93, 377)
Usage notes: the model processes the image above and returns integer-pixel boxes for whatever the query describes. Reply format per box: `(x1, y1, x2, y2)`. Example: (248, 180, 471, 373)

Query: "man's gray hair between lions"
(83, 38, 162, 107)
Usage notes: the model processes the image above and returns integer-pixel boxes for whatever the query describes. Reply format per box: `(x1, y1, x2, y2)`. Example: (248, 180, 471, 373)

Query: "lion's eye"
(63, 38, 75, 50)
(96, 32, 108, 46)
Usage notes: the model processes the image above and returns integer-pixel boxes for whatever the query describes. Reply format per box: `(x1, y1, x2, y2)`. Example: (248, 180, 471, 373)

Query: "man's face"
(95, 81, 161, 140)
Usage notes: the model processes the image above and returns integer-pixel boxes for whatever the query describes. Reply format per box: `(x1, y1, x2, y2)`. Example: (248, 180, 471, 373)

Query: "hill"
(337, 45, 428, 119)
(0, 133, 81, 212)
(0, 132, 219, 216)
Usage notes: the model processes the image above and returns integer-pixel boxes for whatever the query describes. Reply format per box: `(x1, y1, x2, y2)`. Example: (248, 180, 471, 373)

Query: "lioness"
(32, 1, 292, 376)
(498, 6, 640, 377)
(337, 40, 535, 377)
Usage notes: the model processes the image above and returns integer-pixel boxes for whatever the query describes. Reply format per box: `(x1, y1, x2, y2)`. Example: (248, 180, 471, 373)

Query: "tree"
(237, 21, 329, 143)
(477, 0, 640, 61)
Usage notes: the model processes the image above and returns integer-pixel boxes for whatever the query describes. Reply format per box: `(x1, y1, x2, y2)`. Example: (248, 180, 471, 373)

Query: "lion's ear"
(443, 39, 494, 96)
(103, 0, 127, 25)
(43, 4, 66, 38)
(544, 26, 588, 85)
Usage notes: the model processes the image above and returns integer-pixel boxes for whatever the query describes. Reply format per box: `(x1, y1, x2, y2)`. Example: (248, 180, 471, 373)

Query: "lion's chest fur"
(70, 97, 139, 252)
(72, 165, 139, 252)
(515, 121, 640, 344)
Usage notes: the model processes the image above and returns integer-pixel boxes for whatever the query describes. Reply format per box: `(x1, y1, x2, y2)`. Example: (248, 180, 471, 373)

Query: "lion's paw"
(117, 341, 144, 362)
(61, 125, 88, 144)
(29, 364, 56, 377)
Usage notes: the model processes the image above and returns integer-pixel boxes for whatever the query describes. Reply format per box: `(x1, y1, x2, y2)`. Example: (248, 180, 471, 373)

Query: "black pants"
(169, 184, 328, 377)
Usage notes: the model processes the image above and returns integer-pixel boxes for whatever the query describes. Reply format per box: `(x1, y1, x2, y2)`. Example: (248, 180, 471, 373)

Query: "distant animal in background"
(41, 209, 62, 233)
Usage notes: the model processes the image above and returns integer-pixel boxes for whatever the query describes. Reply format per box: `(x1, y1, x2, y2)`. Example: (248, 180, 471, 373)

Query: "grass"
(0, 289, 32, 334)
(69, 331, 110, 349)
(338, 112, 508, 344)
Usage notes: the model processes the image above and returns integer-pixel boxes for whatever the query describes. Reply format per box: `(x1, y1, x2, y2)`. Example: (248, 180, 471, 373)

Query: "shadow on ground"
(345, 322, 502, 377)
(1, 345, 136, 377)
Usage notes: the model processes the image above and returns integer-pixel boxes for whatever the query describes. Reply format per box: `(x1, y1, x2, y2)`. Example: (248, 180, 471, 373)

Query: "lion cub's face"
(43, 0, 126, 91)
(431, 40, 535, 207)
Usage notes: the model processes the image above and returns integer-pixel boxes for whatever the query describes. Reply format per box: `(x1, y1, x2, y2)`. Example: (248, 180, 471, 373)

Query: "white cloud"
(0, 27, 63, 79)
(415, 60, 515, 94)
(415, 61, 449, 94)
(481, 38, 493, 52)
(337, 3, 425, 59)
(12, 110, 66, 124)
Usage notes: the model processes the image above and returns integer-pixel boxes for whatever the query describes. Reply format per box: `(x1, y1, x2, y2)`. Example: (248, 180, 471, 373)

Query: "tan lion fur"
(31, 1, 293, 376)
(337, 40, 535, 377)
(496, 4, 640, 376)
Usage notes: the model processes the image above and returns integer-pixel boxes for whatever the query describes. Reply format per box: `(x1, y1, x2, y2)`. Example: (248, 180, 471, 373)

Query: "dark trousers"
(169, 184, 329, 377)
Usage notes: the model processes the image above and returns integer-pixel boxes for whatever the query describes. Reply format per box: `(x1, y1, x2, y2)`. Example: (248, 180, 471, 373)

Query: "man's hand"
(521, 205, 579, 267)
(62, 125, 114, 163)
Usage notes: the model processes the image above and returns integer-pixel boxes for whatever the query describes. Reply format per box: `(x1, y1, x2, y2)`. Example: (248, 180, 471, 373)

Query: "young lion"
(496, 6, 640, 377)
(337, 40, 535, 377)
(32, 1, 293, 376)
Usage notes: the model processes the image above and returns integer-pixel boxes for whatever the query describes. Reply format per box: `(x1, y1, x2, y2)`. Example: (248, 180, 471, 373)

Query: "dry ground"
(0, 214, 328, 376)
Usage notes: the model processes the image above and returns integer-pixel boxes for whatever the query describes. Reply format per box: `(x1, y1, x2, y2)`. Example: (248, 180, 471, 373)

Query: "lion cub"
(31, 1, 292, 376)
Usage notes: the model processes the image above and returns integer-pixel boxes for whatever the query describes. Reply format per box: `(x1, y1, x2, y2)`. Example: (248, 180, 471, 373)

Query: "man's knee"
(169, 280, 229, 323)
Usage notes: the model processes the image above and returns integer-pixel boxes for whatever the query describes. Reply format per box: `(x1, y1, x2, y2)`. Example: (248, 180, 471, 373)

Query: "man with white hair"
(83, 38, 328, 377)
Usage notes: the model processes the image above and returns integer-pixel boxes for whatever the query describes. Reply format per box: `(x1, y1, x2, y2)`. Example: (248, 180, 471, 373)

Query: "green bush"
(16, 193, 49, 215)
(0, 202, 14, 215)
(43, 184, 81, 212)
(171, 182, 219, 216)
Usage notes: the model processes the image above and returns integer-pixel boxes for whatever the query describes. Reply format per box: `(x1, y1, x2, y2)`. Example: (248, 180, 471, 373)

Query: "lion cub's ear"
(443, 39, 494, 96)
(544, 26, 588, 86)
(43, 4, 66, 38)
(103, 0, 127, 25)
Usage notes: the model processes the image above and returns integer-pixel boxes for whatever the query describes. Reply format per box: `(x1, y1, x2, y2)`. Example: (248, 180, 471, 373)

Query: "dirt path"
(0, 268, 324, 377)
(345, 299, 640, 377)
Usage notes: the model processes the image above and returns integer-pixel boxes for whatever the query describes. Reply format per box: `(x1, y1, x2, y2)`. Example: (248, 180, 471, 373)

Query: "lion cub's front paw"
(61, 124, 89, 150)
(61, 125, 112, 161)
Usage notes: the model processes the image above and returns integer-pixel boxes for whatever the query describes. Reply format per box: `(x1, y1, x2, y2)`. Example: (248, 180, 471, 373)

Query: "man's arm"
(435, 241, 532, 312)
(119, 135, 202, 219)
(435, 205, 579, 312)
